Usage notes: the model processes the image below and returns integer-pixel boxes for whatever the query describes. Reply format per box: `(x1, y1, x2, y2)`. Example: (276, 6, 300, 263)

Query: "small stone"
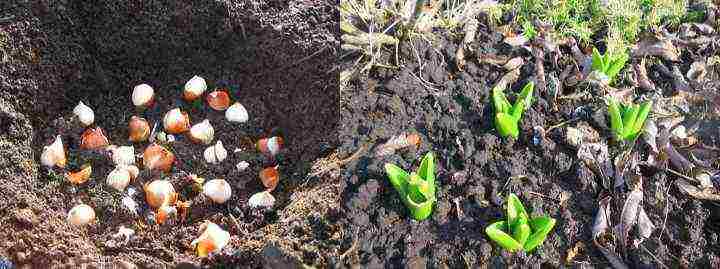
(13, 208, 37, 227)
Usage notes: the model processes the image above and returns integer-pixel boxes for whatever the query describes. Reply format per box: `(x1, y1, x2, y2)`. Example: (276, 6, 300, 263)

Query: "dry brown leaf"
(631, 35, 680, 61)
(374, 133, 421, 157)
(676, 179, 720, 201)
(618, 189, 643, 248)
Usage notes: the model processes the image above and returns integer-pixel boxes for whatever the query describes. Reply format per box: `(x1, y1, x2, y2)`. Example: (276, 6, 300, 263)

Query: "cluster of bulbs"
(43, 75, 285, 257)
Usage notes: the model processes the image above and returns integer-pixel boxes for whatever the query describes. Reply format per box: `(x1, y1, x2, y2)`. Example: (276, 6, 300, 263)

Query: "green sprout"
(606, 96, 652, 142)
(384, 152, 436, 221)
(591, 47, 628, 84)
(485, 193, 556, 253)
(493, 81, 534, 139)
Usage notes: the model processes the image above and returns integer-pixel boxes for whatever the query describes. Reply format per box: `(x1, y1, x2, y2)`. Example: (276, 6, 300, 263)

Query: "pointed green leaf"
(605, 53, 628, 83)
(384, 163, 410, 196)
(606, 97, 624, 140)
(506, 193, 529, 227)
(510, 81, 534, 121)
(512, 214, 531, 245)
(591, 47, 605, 73)
(632, 100, 652, 135)
(622, 104, 639, 139)
(510, 98, 525, 122)
(485, 221, 524, 252)
(495, 113, 519, 139)
(523, 216, 556, 252)
(404, 191, 434, 221)
(418, 152, 435, 193)
(492, 87, 512, 114)
(407, 173, 432, 203)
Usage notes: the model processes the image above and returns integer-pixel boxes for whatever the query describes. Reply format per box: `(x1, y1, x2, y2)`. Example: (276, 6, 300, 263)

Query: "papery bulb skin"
(143, 143, 175, 173)
(73, 101, 95, 127)
(41, 135, 66, 168)
(189, 119, 214, 145)
(65, 165, 92, 184)
(163, 108, 191, 134)
(156, 205, 177, 225)
(125, 165, 139, 180)
(259, 166, 279, 191)
(191, 221, 230, 257)
(207, 90, 230, 111)
(257, 136, 283, 156)
(248, 191, 276, 209)
(225, 102, 249, 123)
(144, 179, 177, 208)
(128, 116, 150, 142)
(203, 140, 227, 164)
(183, 76, 207, 101)
(107, 166, 131, 191)
(80, 127, 110, 150)
(67, 204, 95, 226)
(202, 179, 232, 204)
(132, 84, 155, 108)
(109, 145, 135, 166)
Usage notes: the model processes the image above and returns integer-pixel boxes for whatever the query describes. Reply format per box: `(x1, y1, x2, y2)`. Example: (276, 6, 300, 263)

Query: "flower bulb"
(248, 191, 275, 209)
(67, 204, 95, 226)
(41, 135, 66, 168)
(202, 179, 232, 204)
(143, 143, 175, 172)
(225, 102, 249, 123)
(257, 136, 283, 156)
(107, 166, 131, 191)
(163, 108, 190, 134)
(109, 145, 135, 166)
(203, 140, 227, 164)
(259, 166, 279, 191)
(144, 179, 177, 208)
(80, 127, 109, 150)
(73, 101, 94, 127)
(189, 119, 214, 145)
(128, 116, 150, 142)
(183, 75, 207, 101)
(65, 164, 92, 184)
(132, 84, 155, 108)
(192, 221, 230, 257)
(207, 90, 230, 111)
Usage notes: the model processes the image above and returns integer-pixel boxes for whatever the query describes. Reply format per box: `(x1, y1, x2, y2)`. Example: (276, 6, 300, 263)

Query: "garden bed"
(338, 1, 720, 267)
(0, 0, 339, 267)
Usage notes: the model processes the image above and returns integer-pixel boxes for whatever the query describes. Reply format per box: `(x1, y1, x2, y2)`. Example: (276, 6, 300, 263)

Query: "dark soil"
(0, 0, 340, 268)
(338, 16, 720, 268)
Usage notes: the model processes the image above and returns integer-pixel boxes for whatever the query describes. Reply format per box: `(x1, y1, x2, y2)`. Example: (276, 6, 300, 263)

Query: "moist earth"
(0, 0, 340, 267)
(338, 17, 720, 268)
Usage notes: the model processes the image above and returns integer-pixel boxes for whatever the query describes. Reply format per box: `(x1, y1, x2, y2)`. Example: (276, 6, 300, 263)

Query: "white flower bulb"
(132, 84, 155, 107)
(109, 145, 135, 166)
(202, 179, 232, 204)
(189, 119, 214, 145)
(183, 75, 207, 101)
(192, 221, 230, 257)
(67, 204, 95, 226)
(203, 140, 227, 164)
(41, 135, 66, 168)
(107, 166, 132, 191)
(73, 101, 95, 127)
(225, 102, 249, 123)
(248, 191, 275, 209)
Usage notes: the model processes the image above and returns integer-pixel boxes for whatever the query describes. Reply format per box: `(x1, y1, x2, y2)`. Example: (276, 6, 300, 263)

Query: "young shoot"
(485, 193, 556, 253)
(606, 96, 652, 142)
(493, 81, 534, 139)
(384, 152, 436, 221)
(591, 47, 628, 85)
